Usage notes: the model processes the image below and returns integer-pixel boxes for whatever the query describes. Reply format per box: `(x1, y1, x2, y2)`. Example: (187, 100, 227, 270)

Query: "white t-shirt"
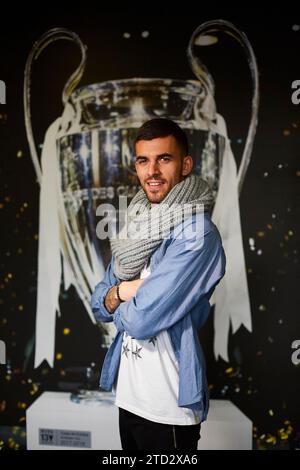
(113, 261, 202, 425)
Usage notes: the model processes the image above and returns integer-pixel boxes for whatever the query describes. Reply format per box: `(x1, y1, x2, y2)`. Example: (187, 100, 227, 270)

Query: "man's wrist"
(115, 284, 125, 302)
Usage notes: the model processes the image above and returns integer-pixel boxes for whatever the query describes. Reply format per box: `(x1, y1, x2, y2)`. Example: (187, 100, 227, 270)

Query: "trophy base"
(70, 388, 115, 405)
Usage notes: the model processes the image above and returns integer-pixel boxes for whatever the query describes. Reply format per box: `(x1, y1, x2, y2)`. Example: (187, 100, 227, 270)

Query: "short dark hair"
(134, 118, 189, 156)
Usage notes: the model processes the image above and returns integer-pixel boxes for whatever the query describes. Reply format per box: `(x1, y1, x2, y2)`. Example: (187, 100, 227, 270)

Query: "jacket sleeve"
(91, 255, 118, 323)
(113, 225, 226, 339)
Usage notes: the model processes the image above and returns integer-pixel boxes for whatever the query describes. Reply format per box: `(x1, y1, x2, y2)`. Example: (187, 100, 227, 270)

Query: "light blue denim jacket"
(91, 211, 226, 422)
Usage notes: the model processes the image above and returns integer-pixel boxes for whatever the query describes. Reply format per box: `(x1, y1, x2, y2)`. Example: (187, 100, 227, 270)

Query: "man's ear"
(181, 155, 194, 176)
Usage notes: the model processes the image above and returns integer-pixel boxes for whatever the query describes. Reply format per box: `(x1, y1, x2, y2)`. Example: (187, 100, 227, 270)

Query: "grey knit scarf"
(109, 174, 214, 280)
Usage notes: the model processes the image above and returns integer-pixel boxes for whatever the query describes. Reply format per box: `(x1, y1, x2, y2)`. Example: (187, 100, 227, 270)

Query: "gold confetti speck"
(56, 353, 63, 360)
(30, 383, 39, 396)
(17, 402, 27, 410)
(63, 328, 71, 335)
(0, 400, 6, 412)
(266, 435, 276, 444)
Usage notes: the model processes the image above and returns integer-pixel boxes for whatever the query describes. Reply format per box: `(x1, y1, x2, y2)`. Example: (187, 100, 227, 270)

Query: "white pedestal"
(26, 392, 252, 450)
(26, 392, 120, 450)
(198, 399, 252, 450)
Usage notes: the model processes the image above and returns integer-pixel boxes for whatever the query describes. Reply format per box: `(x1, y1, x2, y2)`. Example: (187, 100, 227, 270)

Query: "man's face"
(134, 135, 193, 204)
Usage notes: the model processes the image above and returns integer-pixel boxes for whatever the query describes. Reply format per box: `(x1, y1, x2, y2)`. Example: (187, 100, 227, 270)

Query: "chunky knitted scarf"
(109, 174, 214, 280)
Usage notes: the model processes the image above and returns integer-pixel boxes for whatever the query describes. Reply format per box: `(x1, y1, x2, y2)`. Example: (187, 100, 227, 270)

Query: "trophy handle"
(187, 19, 259, 195)
(24, 28, 87, 185)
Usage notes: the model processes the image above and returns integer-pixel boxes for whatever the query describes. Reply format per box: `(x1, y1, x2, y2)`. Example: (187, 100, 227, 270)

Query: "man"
(91, 118, 226, 450)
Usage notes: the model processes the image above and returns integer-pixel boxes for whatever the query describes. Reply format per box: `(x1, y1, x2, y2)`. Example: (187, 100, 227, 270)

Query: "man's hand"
(118, 279, 145, 302)
(104, 286, 120, 314)
(104, 279, 145, 314)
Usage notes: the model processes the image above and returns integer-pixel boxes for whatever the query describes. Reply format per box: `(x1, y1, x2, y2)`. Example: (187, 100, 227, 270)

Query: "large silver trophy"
(24, 20, 259, 371)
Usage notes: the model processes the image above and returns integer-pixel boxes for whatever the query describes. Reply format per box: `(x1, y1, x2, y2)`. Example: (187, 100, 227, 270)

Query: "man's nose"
(148, 160, 161, 176)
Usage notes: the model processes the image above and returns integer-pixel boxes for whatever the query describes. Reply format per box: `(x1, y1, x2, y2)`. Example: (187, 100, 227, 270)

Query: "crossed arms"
(104, 279, 145, 314)
(91, 226, 226, 340)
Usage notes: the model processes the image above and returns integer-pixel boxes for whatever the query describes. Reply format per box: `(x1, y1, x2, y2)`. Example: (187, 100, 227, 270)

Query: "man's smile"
(146, 180, 165, 191)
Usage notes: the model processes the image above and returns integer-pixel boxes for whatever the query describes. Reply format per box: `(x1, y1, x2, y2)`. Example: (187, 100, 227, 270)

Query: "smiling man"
(91, 118, 226, 451)
(135, 131, 193, 204)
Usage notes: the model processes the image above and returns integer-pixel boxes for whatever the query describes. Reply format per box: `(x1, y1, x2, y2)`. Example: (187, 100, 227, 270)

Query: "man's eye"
(160, 156, 170, 161)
